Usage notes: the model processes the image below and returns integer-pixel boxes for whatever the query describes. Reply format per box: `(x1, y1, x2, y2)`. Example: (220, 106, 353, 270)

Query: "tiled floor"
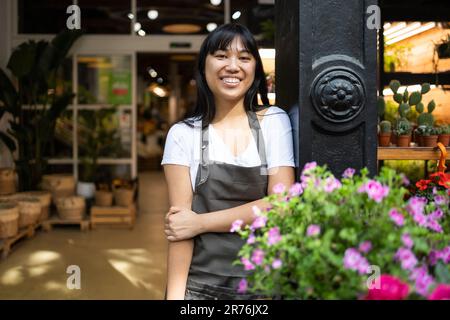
(0, 171, 169, 299)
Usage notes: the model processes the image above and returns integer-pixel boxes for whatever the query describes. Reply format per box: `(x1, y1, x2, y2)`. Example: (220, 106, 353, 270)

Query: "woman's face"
(205, 36, 256, 104)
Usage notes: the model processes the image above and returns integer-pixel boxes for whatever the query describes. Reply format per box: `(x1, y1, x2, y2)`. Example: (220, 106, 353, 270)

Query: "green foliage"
(395, 118, 412, 136)
(380, 120, 392, 133)
(377, 97, 386, 117)
(234, 164, 450, 299)
(415, 125, 439, 137)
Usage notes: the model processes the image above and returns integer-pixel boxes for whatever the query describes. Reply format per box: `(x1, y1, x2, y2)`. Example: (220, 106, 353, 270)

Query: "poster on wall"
(108, 70, 131, 105)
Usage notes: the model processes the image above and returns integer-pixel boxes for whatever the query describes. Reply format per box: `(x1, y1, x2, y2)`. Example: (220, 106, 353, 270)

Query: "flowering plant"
(415, 171, 450, 201)
(232, 163, 450, 299)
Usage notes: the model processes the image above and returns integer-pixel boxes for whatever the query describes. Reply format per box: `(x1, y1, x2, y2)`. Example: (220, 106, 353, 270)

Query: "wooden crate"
(0, 224, 38, 259)
(42, 217, 90, 232)
(90, 204, 136, 229)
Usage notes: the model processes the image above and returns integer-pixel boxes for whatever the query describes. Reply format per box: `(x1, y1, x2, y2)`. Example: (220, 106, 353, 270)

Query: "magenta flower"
(343, 248, 370, 275)
(342, 168, 355, 179)
(413, 212, 428, 227)
(323, 176, 342, 193)
(427, 219, 443, 233)
(251, 249, 265, 266)
(272, 259, 282, 269)
(241, 257, 255, 271)
(237, 278, 248, 294)
(358, 241, 372, 253)
(401, 233, 414, 248)
(389, 209, 405, 226)
(434, 195, 448, 206)
(268, 227, 282, 245)
(430, 208, 444, 220)
(400, 174, 410, 186)
(406, 197, 427, 217)
(302, 161, 317, 174)
(272, 183, 286, 194)
(306, 224, 321, 237)
(230, 219, 243, 233)
(251, 216, 267, 230)
(428, 284, 450, 300)
(441, 246, 450, 263)
(395, 247, 418, 271)
(410, 266, 434, 297)
(358, 180, 390, 203)
(289, 183, 303, 197)
(364, 274, 409, 300)
(429, 250, 440, 266)
(247, 233, 256, 244)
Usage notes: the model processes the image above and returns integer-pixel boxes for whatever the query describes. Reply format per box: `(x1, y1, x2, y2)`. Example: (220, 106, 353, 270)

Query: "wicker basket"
(113, 188, 134, 207)
(0, 202, 19, 239)
(41, 174, 75, 204)
(0, 168, 16, 195)
(95, 190, 113, 207)
(56, 196, 85, 221)
(16, 191, 52, 222)
(14, 197, 42, 228)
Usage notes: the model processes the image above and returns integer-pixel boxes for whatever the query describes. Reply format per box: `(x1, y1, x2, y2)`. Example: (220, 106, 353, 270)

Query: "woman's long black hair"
(183, 23, 269, 128)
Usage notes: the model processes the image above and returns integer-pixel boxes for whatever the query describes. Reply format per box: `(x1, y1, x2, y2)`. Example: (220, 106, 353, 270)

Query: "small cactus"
(416, 100, 436, 127)
(377, 97, 386, 117)
(380, 120, 392, 133)
(395, 118, 412, 136)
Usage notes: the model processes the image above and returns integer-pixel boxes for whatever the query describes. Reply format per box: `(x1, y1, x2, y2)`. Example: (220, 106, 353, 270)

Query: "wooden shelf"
(378, 147, 450, 160)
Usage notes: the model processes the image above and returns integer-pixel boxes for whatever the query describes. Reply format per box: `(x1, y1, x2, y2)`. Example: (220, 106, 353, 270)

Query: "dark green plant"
(395, 119, 412, 136)
(415, 125, 438, 137)
(437, 124, 450, 135)
(416, 99, 436, 127)
(0, 30, 82, 191)
(380, 120, 392, 133)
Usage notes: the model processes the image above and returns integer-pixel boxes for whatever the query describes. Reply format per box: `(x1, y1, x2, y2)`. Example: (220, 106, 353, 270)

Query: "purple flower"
(434, 195, 448, 206)
(413, 212, 428, 227)
(251, 216, 267, 230)
(237, 278, 247, 294)
(406, 197, 427, 217)
(247, 233, 256, 244)
(427, 219, 443, 233)
(323, 176, 342, 193)
(241, 258, 255, 271)
(272, 183, 286, 194)
(401, 233, 414, 248)
(358, 241, 372, 253)
(272, 259, 282, 269)
(430, 208, 444, 220)
(268, 227, 282, 245)
(251, 249, 265, 266)
(400, 174, 410, 186)
(395, 247, 418, 271)
(342, 168, 355, 179)
(429, 250, 440, 266)
(230, 219, 243, 233)
(410, 266, 434, 297)
(389, 208, 405, 227)
(306, 224, 321, 237)
(302, 161, 317, 174)
(359, 180, 390, 203)
(440, 247, 450, 264)
(289, 183, 303, 197)
(343, 248, 370, 275)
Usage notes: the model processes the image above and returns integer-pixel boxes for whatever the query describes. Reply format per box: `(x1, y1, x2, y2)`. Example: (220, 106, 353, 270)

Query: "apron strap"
(247, 111, 268, 170)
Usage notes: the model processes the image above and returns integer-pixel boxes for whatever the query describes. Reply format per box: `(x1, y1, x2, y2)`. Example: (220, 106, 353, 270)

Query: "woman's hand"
(165, 206, 205, 241)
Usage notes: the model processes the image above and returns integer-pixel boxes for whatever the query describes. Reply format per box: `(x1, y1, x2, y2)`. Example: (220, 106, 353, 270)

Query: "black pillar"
(276, 0, 378, 178)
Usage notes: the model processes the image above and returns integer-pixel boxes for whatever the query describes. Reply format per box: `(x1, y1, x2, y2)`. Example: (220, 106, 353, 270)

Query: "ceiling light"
(127, 13, 134, 20)
(232, 11, 241, 20)
(147, 10, 158, 20)
(134, 22, 142, 32)
(138, 29, 146, 36)
(210, 0, 222, 6)
(207, 23, 217, 32)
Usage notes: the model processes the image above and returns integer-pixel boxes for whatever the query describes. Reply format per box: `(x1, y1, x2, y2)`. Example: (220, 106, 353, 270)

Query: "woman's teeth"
(222, 77, 240, 84)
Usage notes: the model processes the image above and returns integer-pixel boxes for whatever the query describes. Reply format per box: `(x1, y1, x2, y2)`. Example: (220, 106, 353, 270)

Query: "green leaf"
(403, 88, 409, 103)
(389, 80, 401, 94)
(408, 92, 422, 106)
(421, 83, 431, 94)
(435, 262, 450, 284)
(393, 93, 403, 104)
(7, 41, 37, 78)
(427, 100, 436, 113)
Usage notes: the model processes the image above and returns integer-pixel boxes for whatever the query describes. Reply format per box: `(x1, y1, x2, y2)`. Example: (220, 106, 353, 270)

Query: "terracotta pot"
(391, 132, 397, 146)
(438, 134, 450, 147)
(378, 133, 391, 147)
(417, 135, 424, 147)
(396, 135, 411, 147)
(422, 135, 438, 147)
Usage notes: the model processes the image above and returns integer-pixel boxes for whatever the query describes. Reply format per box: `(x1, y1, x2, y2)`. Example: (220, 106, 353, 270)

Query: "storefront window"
(77, 0, 131, 34)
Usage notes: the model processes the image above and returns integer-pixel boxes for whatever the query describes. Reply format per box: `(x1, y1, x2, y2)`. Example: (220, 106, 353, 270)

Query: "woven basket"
(56, 196, 85, 221)
(16, 191, 51, 222)
(0, 202, 19, 239)
(0, 168, 16, 195)
(113, 188, 134, 206)
(41, 174, 75, 204)
(95, 190, 113, 207)
(14, 197, 42, 228)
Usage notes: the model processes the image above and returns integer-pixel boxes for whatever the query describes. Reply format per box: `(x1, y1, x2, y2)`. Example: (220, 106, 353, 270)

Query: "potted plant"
(232, 163, 450, 299)
(415, 125, 439, 148)
(0, 30, 82, 191)
(394, 119, 412, 147)
(437, 124, 450, 147)
(378, 120, 392, 147)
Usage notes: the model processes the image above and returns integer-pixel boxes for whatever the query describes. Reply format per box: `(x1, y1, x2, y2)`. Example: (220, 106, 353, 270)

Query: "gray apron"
(185, 111, 268, 300)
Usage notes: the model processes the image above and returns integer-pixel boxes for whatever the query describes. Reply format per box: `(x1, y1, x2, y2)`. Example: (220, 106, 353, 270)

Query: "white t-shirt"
(161, 106, 295, 191)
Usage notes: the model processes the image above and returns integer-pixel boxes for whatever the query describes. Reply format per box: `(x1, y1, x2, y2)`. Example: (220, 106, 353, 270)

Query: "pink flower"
(413, 212, 428, 227)
(358, 241, 372, 253)
(343, 248, 370, 275)
(241, 258, 255, 271)
(289, 183, 303, 196)
(440, 246, 450, 263)
(364, 274, 409, 300)
(410, 266, 434, 297)
(323, 176, 342, 193)
(427, 219, 443, 233)
(395, 247, 418, 271)
(306, 224, 321, 237)
(434, 195, 448, 206)
(430, 208, 444, 220)
(429, 250, 440, 266)
(247, 233, 256, 244)
(272, 183, 286, 194)
(268, 227, 282, 245)
(401, 233, 414, 248)
(251, 216, 267, 230)
(389, 209, 405, 226)
(406, 197, 427, 217)
(359, 180, 389, 203)
(302, 161, 317, 174)
(428, 284, 450, 300)
(230, 219, 244, 233)
(251, 249, 265, 266)
(272, 259, 282, 269)
(342, 168, 355, 179)
(400, 174, 410, 186)
(237, 278, 248, 294)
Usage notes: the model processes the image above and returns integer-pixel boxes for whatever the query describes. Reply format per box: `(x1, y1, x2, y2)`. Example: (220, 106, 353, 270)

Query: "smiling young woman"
(161, 23, 295, 300)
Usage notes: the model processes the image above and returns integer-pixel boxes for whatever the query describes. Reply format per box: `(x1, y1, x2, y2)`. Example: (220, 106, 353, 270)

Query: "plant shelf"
(377, 147, 450, 160)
